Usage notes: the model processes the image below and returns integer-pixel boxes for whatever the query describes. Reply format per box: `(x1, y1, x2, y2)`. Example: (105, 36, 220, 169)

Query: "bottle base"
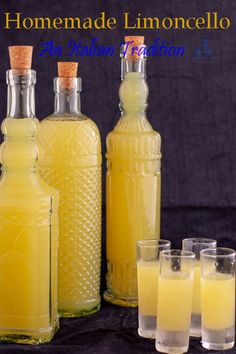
(0, 317, 59, 345)
(202, 326, 235, 350)
(59, 303, 100, 318)
(155, 343, 188, 354)
(190, 313, 201, 337)
(156, 328, 190, 354)
(190, 329, 201, 337)
(138, 328, 156, 339)
(202, 341, 234, 350)
(103, 290, 138, 307)
(138, 314, 156, 339)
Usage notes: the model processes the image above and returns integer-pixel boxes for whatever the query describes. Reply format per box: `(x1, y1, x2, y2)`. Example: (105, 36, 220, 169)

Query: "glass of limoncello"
(182, 237, 217, 337)
(155, 250, 195, 354)
(137, 239, 171, 339)
(200, 247, 235, 350)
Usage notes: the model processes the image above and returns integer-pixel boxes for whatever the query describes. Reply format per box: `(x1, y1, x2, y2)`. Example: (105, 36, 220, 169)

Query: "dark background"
(0, 0, 236, 353)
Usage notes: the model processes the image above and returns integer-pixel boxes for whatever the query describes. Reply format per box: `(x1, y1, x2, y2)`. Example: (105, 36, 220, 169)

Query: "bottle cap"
(58, 62, 78, 77)
(9, 46, 33, 70)
(58, 62, 78, 88)
(124, 36, 145, 60)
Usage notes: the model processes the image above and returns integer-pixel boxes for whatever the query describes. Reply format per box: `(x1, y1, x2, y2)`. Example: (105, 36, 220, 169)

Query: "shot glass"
(182, 237, 217, 337)
(137, 239, 171, 339)
(201, 247, 235, 350)
(155, 250, 195, 354)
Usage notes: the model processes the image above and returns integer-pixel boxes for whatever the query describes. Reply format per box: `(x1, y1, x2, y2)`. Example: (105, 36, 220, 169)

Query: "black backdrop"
(0, 1, 236, 352)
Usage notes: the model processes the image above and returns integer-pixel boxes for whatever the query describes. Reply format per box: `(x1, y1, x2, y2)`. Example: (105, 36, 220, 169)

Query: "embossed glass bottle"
(104, 37, 161, 307)
(37, 62, 102, 317)
(0, 46, 59, 344)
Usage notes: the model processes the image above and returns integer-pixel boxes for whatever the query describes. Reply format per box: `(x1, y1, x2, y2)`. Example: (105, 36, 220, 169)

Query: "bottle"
(37, 62, 102, 317)
(0, 46, 59, 344)
(104, 36, 161, 307)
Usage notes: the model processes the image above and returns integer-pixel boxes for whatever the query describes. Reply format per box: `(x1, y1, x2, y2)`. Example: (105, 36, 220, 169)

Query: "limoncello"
(137, 260, 159, 316)
(157, 271, 193, 332)
(104, 36, 161, 307)
(37, 62, 102, 317)
(201, 272, 235, 330)
(0, 46, 59, 344)
(155, 250, 194, 354)
(201, 248, 235, 350)
(137, 260, 159, 339)
(182, 237, 217, 337)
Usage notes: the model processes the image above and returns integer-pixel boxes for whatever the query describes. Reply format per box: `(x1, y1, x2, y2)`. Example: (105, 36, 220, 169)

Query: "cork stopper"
(58, 62, 78, 89)
(124, 36, 145, 61)
(58, 62, 78, 78)
(9, 46, 33, 71)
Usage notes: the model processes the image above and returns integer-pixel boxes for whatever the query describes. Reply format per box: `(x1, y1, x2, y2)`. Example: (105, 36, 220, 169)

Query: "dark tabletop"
(0, 303, 234, 354)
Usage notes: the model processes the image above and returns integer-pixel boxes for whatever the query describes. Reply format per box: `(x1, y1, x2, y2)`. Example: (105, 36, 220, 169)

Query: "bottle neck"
(119, 63, 148, 115)
(7, 69, 36, 118)
(120, 43, 147, 80)
(54, 91, 81, 115)
(121, 57, 147, 81)
(119, 45, 148, 115)
(53, 77, 81, 116)
(0, 70, 39, 176)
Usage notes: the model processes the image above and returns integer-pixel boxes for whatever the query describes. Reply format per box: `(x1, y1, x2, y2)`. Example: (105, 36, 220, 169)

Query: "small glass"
(137, 239, 171, 339)
(201, 247, 235, 350)
(155, 250, 195, 354)
(182, 238, 217, 337)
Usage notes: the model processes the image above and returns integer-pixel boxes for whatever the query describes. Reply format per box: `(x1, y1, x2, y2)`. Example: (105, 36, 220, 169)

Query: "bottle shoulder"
(36, 173, 59, 198)
(0, 174, 59, 210)
(42, 112, 88, 122)
(1, 117, 39, 137)
(37, 114, 101, 156)
(40, 114, 100, 134)
(106, 116, 161, 159)
(106, 129, 161, 149)
(108, 115, 161, 139)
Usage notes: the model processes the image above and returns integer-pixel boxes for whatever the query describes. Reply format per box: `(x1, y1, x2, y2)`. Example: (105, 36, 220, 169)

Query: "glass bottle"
(104, 37, 161, 307)
(0, 47, 59, 344)
(37, 63, 102, 317)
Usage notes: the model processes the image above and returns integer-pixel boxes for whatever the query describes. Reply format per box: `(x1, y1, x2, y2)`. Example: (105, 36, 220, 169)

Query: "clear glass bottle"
(104, 38, 161, 307)
(0, 58, 59, 343)
(37, 63, 102, 317)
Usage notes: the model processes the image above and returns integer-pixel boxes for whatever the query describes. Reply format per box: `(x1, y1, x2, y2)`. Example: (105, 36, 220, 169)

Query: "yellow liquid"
(137, 261, 159, 316)
(105, 72, 161, 306)
(192, 263, 201, 314)
(0, 118, 59, 343)
(201, 272, 235, 330)
(157, 272, 193, 331)
(37, 116, 102, 316)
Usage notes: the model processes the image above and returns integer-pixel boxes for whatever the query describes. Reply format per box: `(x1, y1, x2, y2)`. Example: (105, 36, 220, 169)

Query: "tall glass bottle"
(37, 62, 102, 317)
(0, 46, 59, 344)
(104, 36, 161, 307)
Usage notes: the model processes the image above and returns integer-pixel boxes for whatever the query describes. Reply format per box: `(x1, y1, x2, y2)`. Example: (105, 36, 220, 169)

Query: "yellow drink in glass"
(157, 272, 193, 332)
(0, 54, 59, 344)
(0, 117, 59, 344)
(156, 250, 194, 354)
(137, 260, 159, 317)
(38, 118, 101, 317)
(201, 247, 235, 350)
(202, 273, 235, 330)
(137, 239, 170, 339)
(105, 69, 161, 307)
(182, 237, 217, 337)
(38, 65, 102, 318)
